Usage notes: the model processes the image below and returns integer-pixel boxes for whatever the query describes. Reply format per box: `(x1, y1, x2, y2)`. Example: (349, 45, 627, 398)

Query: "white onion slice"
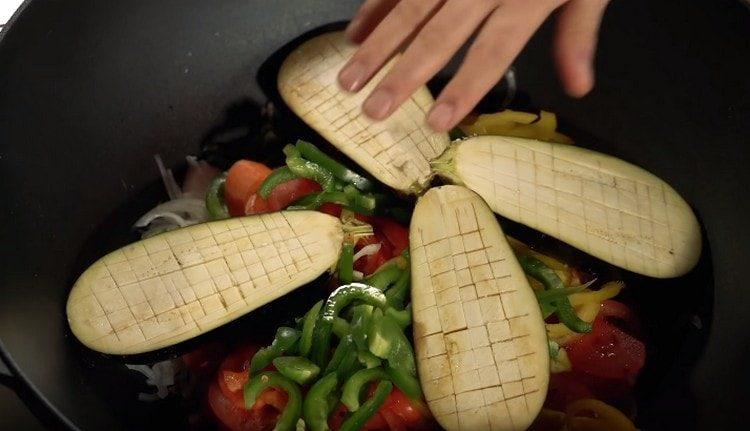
(353, 243, 381, 263)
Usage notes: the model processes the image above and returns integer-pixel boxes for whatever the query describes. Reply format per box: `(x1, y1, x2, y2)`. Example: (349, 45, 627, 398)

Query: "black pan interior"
(0, 0, 748, 430)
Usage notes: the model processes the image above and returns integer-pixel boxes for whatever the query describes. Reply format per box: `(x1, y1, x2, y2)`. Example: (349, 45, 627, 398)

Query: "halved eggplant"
(434, 136, 701, 278)
(67, 211, 343, 354)
(278, 31, 450, 194)
(410, 185, 548, 431)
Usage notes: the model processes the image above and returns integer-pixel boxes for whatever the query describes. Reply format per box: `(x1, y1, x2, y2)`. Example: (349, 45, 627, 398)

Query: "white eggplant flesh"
(410, 185, 548, 431)
(67, 211, 343, 355)
(278, 31, 449, 194)
(436, 136, 701, 278)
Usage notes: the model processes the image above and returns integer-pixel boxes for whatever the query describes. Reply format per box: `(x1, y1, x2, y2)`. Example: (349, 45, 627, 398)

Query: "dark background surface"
(0, 0, 748, 430)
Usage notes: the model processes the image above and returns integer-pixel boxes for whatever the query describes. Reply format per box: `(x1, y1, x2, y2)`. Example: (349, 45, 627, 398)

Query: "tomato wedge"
(225, 160, 272, 216)
(565, 300, 646, 382)
(371, 217, 409, 255)
(355, 233, 394, 276)
(245, 178, 321, 215)
(209, 344, 287, 431)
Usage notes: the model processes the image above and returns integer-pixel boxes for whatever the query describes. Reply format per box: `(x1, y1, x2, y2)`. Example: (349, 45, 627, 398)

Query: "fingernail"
(363, 89, 394, 120)
(427, 102, 455, 131)
(338, 62, 367, 92)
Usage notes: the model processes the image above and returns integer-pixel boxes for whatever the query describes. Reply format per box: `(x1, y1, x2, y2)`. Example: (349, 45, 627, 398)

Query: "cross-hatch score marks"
(67, 212, 343, 354)
(278, 31, 449, 193)
(454, 136, 701, 278)
(410, 186, 548, 431)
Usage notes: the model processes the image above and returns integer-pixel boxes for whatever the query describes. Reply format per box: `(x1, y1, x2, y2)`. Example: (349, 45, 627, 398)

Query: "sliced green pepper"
(350, 305, 373, 352)
(288, 190, 377, 215)
(250, 327, 300, 374)
(339, 242, 355, 284)
(384, 267, 411, 309)
(259, 166, 298, 199)
(519, 255, 592, 333)
(286, 156, 335, 191)
(363, 260, 404, 291)
(205, 173, 229, 220)
(310, 284, 387, 367)
(295, 140, 375, 192)
(273, 356, 320, 386)
(341, 367, 389, 411)
(385, 366, 422, 399)
(303, 372, 338, 431)
(324, 334, 356, 376)
(299, 300, 323, 357)
(339, 381, 393, 431)
(385, 305, 412, 330)
(357, 350, 382, 369)
(332, 317, 351, 338)
(244, 372, 302, 431)
(368, 315, 417, 376)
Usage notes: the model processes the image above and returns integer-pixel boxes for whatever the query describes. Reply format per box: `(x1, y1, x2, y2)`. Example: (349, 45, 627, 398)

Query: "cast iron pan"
(0, 0, 748, 430)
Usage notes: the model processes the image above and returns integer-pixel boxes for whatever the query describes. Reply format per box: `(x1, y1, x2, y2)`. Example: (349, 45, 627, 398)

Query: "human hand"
(338, 0, 611, 132)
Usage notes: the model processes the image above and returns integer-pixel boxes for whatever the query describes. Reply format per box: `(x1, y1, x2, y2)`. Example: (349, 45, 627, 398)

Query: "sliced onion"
(134, 198, 209, 238)
(353, 243, 381, 263)
(154, 155, 182, 200)
(126, 360, 176, 401)
(182, 156, 220, 199)
(352, 270, 364, 280)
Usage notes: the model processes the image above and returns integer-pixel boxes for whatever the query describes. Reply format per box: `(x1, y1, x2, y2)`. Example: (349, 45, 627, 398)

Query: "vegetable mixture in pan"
(66, 32, 701, 431)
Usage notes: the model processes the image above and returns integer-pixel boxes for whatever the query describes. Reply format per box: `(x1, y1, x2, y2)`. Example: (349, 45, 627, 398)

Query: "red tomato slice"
(319, 203, 343, 217)
(380, 408, 407, 431)
(266, 178, 321, 211)
(225, 160, 272, 216)
(371, 217, 409, 255)
(565, 301, 646, 382)
(380, 387, 432, 428)
(354, 233, 394, 276)
(210, 344, 287, 431)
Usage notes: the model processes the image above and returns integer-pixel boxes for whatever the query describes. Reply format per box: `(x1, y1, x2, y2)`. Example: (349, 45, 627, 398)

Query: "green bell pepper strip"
(384, 267, 411, 309)
(286, 156, 335, 191)
(535, 285, 588, 303)
(250, 327, 301, 374)
(324, 334, 356, 376)
(385, 366, 422, 399)
(303, 372, 338, 431)
(519, 255, 592, 333)
(363, 260, 404, 290)
(244, 372, 302, 431)
(332, 317, 351, 338)
(310, 283, 387, 367)
(299, 301, 323, 357)
(338, 242, 354, 284)
(341, 367, 389, 411)
(358, 350, 382, 369)
(295, 140, 375, 192)
(339, 381, 393, 431)
(385, 305, 412, 330)
(368, 315, 417, 376)
(288, 190, 378, 215)
(338, 350, 363, 382)
(259, 166, 298, 199)
(205, 174, 229, 220)
(350, 305, 374, 352)
(272, 356, 320, 386)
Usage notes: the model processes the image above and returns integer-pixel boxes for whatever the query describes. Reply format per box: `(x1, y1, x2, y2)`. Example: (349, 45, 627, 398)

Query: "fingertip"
(563, 61, 594, 98)
(427, 102, 456, 132)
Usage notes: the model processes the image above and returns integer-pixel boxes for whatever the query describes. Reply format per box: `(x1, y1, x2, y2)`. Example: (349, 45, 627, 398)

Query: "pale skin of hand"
(338, 0, 611, 132)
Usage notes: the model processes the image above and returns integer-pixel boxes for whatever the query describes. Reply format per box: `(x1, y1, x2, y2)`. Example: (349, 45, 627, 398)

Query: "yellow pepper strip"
(547, 282, 624, 345)
(565, 399, 637, 431)
(458, 109, 574, 144)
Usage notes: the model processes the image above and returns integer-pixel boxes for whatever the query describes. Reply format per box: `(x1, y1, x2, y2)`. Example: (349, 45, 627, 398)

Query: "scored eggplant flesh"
(434, 136, 701, 278)
(410, 185, 548, 431)
(67, 211, 343, 354)
(278, 31, 450, 194)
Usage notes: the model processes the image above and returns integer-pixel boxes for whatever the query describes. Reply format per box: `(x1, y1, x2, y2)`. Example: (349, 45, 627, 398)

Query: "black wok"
(0, 0, 748, 429)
